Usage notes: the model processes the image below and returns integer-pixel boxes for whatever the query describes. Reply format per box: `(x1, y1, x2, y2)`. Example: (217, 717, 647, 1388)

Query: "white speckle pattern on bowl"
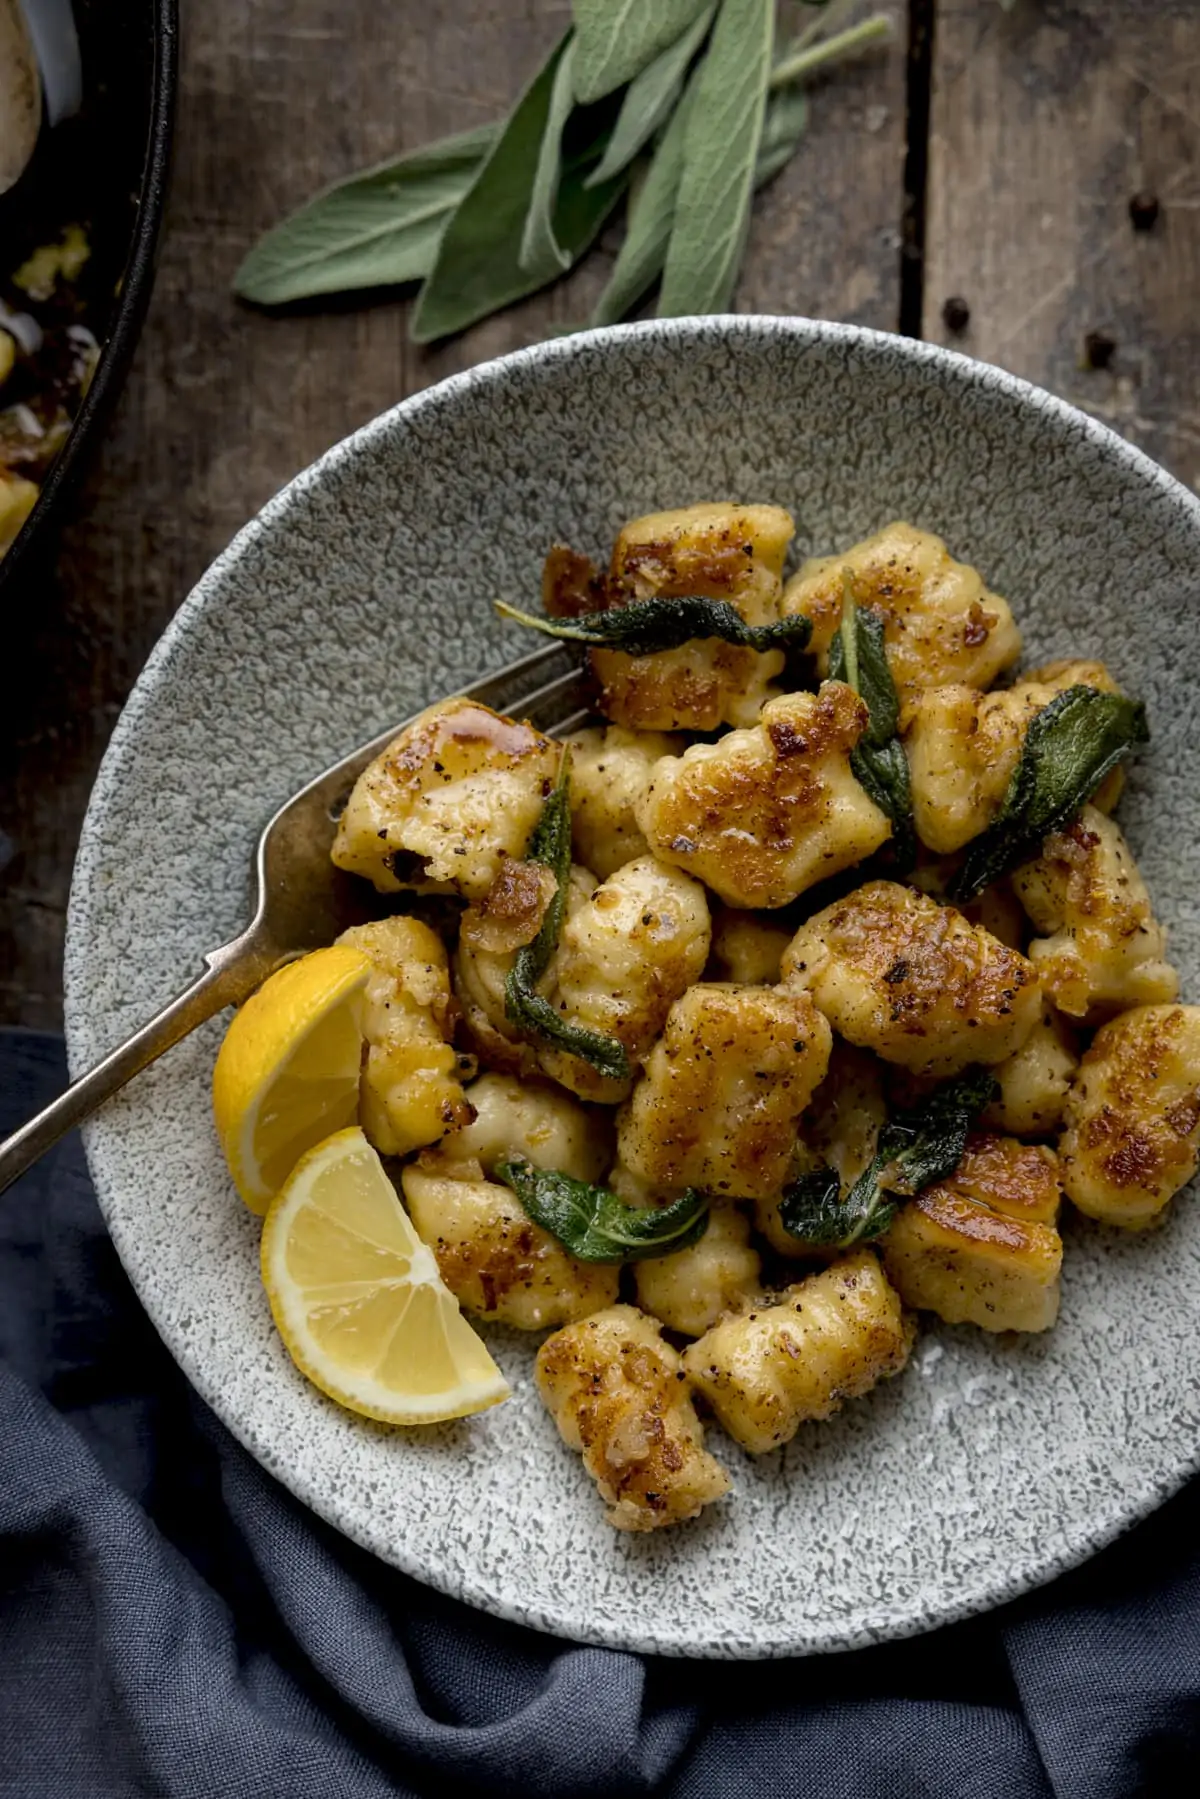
(64, 317, 1200, 1658)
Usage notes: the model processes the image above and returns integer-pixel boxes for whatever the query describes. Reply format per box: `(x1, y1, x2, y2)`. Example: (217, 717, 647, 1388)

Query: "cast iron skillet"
(0, 0, 177, 599)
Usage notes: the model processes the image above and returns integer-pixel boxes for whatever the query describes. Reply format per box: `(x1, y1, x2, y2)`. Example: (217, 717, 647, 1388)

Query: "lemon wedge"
(213, 944, 372, 1214)
(260, 1126, 510, 1425)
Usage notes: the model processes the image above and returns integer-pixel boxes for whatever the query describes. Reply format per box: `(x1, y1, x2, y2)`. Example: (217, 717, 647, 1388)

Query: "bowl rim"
(66, 314, 1200, 1656)
(0, 0, 179, 598)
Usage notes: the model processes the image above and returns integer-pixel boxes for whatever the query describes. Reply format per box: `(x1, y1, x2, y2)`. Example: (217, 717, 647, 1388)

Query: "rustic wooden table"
(2, 0, 1197, 1029)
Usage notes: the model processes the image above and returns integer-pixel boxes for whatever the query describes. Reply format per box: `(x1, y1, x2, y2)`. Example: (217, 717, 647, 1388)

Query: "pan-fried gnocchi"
(781, 880, 1042, 1077)
(335, 917, 474, 1158)
(881, 1136, 1064, 1332)
(332, 698, 560, 900)
(904, 661, 1120, 855)
(635, 684, 893, 907)
(633, 1200, 762, 1338)
(214, 497, 1198, 1530)
(589, 503, 795, 732)
(682, 1251, 914, 1453)
(781, 521, 1021, 702)
(536, 1306, 731, 1529)
(1013, 806, 1178, 1023)
(564, 724, 683, 877)
(1058, 1005, 1200, 1227)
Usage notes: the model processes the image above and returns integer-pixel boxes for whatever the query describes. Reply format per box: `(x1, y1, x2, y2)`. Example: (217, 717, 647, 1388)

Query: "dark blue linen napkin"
(2, 1029, 1198, 1798)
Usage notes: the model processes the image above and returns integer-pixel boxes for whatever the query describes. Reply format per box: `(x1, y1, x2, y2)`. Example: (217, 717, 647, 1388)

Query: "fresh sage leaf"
(498, 1158, 710, 1262)
(754, 84, 809, 186)
(589, 72, 696, 326)
(412, 35, 627, 343)
(585, 4, 715, 188)
(590, 68, 807, 327)
(504, 748, 631, 1080)
(952, 686, 1150, 902)
(572, 0, 711, 104)
(519, 38, 579, 274)
(233, 124, 497, 305)
(496, 594, 813, 656)
(780, 1066, 997, 1250)
(827, 574, 915, 866)
(658, 0, 775, 317)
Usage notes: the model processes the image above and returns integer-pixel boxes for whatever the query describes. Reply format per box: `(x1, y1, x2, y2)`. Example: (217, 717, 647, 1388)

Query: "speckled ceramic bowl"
(64, 318, 1200, 1658)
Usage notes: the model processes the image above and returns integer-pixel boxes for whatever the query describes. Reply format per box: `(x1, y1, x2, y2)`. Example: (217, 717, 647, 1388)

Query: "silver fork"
(0, 643, 590, 1197)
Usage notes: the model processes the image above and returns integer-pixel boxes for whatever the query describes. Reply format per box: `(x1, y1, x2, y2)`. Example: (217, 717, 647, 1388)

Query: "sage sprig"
(412, 38, 628, 344)
(233, 125, 497, 306)
(951, 686, 1150, 902)
(235, 0, 891, 336)
(779, 1066, 997, 1250)
(585, 3, 716, 184)
(572, 0, 712, 104)
(495, 594, 813, 656)
(503, 748, 631, 1080)
(828, 572, 915, 867)
(498, 1158, 710, 1262)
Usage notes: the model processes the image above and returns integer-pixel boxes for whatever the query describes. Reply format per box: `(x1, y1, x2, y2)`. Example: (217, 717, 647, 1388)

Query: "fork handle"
(0, 938, 270, 1199)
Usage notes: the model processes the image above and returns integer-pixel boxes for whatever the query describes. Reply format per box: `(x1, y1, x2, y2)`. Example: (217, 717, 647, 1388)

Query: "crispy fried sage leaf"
(952, 686, 1150, 902)
(585, 4, 715, 187)
(779, 1066, 997, 1249)
(496, 594, 812, 656)
(827, 573, 915, 867)
(658, 0, 775, 317)
(879, 1066, 1000, 1196)
(504, 748, 630, 1081)
(233, 124, 497, 305)
(572, 0, 712, 104)
(498, 1158, 709, 1262)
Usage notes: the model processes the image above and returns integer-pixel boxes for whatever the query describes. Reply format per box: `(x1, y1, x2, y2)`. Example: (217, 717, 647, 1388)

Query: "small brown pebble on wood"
(1129, 192, 1160, 232)
(941, 295, 970, 333)
(1083, 330, 1116, 370)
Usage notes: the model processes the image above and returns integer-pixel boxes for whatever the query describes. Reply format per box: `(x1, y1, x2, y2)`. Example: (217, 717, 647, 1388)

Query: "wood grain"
(924, 0, 1200, 487)
(0, 0, 906, 1030)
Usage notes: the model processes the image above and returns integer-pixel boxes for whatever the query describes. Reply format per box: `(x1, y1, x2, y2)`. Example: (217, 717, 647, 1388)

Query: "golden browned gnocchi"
(635, 684, 892, 908)
(706, 908, 793, 985)
(453, 864, 597, 1077)
(881, 1135, 1063, 1332)
(246, 494, 1197, 1530)
(536, 1305, 731, 1530)
(617, 982, 832, 1200)
(1013, 807, 1178, 1023)
(1058, 1005, 1200, 1228)
(633, 1200, 762, 1337)
(983, 1003, 1078, 1137)
(535, 856, 712, 1102)
(589, 502, 795, 732)
(437, 1071, 611, 1183)
(332, 698, 561, 900)
(564, 724, 683, 878)
(781, 521, 1021, 703)
(782, 881, 1042, 1077)
(904, 661, 1119, 855)
(334, 917, 474, 1158)
(402, 1152, 619, 1329)
(682, 1250, 913, 1453)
